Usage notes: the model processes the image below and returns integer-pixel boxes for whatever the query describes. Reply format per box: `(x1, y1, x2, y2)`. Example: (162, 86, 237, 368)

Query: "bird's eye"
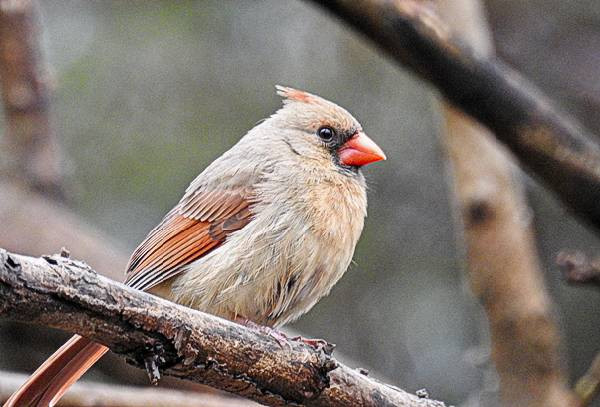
(317, 126, 335, 142)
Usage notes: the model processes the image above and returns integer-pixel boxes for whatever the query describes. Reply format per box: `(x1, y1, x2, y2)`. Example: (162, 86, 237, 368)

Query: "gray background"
(1, 1, 599, 405)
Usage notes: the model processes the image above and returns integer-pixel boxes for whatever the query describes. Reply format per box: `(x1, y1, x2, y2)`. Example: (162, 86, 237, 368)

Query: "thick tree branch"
(0, 248, 446, 407)
(437, 1, 576, 405)
(0, 370, 257, 407)
(0, 0, 143, 381)
(0, 179, 170, 389)
(0, 0, 63, 198)
(307, 0, 600, 233)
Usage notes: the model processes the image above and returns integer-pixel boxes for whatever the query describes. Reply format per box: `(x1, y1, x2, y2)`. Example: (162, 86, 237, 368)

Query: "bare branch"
(574, 353, 600, 406)
(0, 370, 258, 407)
(0, 0, 63, 198)
(557, 251, 600, 288)
(436, 1, 576, 405)
(0, 180, 159, 386)
(307, 0, 600, 233)
(0, 248, 446, 407)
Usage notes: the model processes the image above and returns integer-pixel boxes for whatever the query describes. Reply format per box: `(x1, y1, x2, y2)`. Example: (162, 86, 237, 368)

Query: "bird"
(5, 86, 386, 407)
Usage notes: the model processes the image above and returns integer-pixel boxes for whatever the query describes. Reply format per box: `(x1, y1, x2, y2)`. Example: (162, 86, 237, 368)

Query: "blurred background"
(1, 1, 600, 406)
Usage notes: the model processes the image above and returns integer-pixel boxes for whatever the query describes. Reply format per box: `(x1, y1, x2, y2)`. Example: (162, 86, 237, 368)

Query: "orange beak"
(338, 132, 386, 167)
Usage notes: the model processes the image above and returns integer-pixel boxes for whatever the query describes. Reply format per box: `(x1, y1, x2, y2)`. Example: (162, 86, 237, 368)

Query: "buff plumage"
(6, 86, 385, 407)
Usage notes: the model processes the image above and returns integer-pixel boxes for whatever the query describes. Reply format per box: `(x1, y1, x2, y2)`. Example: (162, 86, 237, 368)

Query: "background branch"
(0, 248, 446, 407)
(0, 0, 150, 386)
(0, 0, 62, 198)
(0, 370, 256, 407)
(436, 0, 576, 405)
(574, 353, 600, 406)
(557, 251, 600, 288)
(308, 0, 600, 233)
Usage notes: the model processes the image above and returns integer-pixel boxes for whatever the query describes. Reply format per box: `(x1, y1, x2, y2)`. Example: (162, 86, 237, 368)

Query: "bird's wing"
(125, 185, 254, 291)
(5, 173, 257, 407)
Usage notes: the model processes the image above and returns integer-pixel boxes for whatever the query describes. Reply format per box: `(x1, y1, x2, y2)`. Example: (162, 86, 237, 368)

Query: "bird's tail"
(4, 335, 108, 407)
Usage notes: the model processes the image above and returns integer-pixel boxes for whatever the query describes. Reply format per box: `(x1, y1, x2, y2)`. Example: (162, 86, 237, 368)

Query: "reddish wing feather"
(3, 189, 254, 407)
(125, 190, 253, 291)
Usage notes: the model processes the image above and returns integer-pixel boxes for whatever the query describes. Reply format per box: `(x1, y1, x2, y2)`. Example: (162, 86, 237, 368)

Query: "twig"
(0, 0, 63, 199)
(557, 251, 600, 288)
(307, 0, 600, 233)
(0, 370, 257, 407)
(436, 0, 576, 405)
(574, 353, 600, 406)
(0, 248, 447, 407)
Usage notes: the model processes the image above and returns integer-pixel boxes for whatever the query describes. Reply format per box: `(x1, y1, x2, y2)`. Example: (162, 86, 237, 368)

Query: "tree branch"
(436, 1, 576, 405)
(307, 0, 600, 233)
(0, 0, 142, 384)
(0, 370, 258, 407)
(0, 178, 166, 388)
(574, 353, 600, 406)
(0, 0, 63, 199)
(0, 248, 446, 407)
(557, 251, 600, 288)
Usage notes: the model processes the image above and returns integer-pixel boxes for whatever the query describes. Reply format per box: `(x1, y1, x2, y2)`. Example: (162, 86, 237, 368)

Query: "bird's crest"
(276, 85, 320, 104)
(274, 85, 359, 132)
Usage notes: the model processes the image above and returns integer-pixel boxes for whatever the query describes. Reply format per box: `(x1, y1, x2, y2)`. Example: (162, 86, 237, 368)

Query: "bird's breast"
(257, 172, 368, 326)
(170, 171, 367, 327)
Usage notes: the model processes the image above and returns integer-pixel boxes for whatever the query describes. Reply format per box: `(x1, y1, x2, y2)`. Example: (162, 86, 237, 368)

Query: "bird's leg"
(235, 318, 291, 348)
(289, 335, 336, 355)
(234, 317, 335, 355)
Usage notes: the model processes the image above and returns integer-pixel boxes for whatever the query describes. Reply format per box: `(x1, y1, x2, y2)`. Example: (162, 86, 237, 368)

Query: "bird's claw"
(236, 318, 334, 354)
(267, 329, 293, 349)
(236, 318, 292, 348)
(290, 336, 335, 355)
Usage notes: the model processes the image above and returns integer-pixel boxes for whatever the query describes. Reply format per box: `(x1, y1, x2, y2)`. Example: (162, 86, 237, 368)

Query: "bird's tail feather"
(4, 335, 108, 407)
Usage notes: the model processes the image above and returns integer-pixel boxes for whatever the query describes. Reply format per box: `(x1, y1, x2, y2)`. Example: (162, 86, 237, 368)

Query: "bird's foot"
(235, 318, 291, 348)
(266, 328, 293, 349)
(290, 336, 336, 355)
(235, 318, 335, 354)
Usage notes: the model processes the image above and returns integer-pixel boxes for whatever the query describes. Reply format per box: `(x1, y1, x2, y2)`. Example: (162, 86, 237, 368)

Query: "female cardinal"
(6, 86, 386, 406)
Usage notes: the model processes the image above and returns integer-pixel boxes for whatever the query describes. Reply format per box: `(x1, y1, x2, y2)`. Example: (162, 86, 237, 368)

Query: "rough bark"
(307, 0, 600, 233)
(0, 370, 258, 407)
(436, 1, 577, 406)
(0, 0, 62, 198)
(0, 248, 446, 407)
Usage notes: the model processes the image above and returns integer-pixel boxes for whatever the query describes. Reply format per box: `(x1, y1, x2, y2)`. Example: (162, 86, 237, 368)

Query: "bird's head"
(269, 86, 386, 173)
